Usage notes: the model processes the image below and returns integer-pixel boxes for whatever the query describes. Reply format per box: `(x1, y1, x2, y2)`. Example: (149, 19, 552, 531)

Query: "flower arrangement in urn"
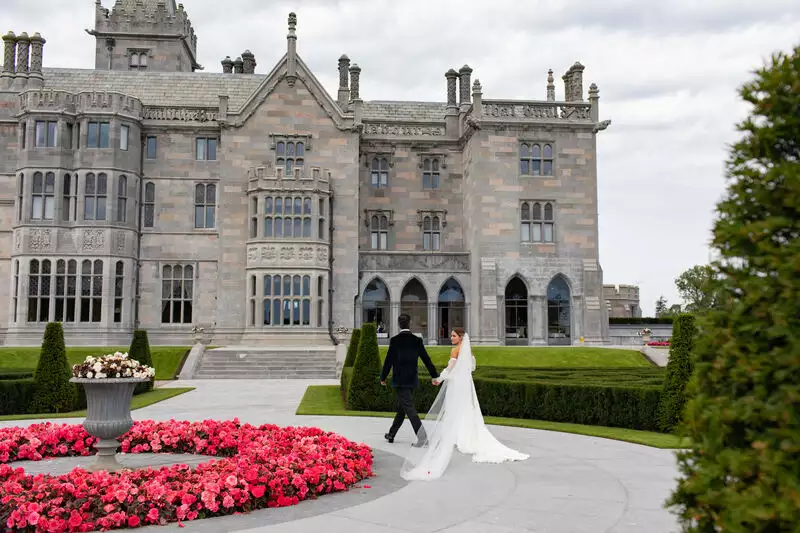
(72, 351, 155, 380)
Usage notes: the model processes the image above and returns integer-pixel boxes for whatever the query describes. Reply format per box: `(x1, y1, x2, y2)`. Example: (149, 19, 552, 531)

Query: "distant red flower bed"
(646, 341, 671, 347)
(0, 419, 372, 532)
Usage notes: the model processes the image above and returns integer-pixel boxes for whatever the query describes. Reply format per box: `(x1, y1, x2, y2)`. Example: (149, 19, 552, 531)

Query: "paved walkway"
(2, 380, 681, 532)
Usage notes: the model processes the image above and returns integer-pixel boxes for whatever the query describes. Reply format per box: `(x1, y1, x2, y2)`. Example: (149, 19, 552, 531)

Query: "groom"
(380, 313, 440, 446)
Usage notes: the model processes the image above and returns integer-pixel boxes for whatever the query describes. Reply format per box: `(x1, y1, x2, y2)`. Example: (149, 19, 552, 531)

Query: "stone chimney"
(241, 49, 256, 74)
(589, 82, 599, 122)
(337, 54, 350, 106)
(458, 64, 472, 108)
(471, 79, 482, 115)
(28, 32, 45, 88)
(233, 56, 243, 74)
(445, 69, 458, 110)
(563, 61, 585, 101)
(546, 69, 555, 101)
(15, 32, 30, 76)
(221, 56, 233, 73)
(349, 63, 361, 101)
(1, 31, 16, 88)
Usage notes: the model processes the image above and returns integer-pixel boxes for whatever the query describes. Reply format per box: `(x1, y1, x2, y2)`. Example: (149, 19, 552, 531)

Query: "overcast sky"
(5, 0, 799, 315)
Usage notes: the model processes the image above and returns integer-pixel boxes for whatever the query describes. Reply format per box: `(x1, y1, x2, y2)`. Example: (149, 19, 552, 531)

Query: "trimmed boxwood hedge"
(340, 365, 665, 432)
(0, 379, 37, 415)
(609, 317, 674, 325)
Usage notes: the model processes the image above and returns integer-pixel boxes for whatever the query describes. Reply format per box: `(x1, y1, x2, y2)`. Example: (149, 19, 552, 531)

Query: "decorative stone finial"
(472, 79, 482, 94)
(288, 12, 297, 31)
(589, 82, 598, 97)
(547, 69, 555, 101)
(233, 56, 243, 74)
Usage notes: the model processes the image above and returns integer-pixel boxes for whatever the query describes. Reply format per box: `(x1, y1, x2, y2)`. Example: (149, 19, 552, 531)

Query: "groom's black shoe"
(384, 433, 394, 444)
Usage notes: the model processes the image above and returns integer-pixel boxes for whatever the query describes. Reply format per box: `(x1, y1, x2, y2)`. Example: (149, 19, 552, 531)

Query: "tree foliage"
(129, 330, 154, 394)
(345, 323, 384, 410)
(667, 45, 800, 532)
(29, 322, 77, 413)
(675, 264, 719, 313)
(655, 295, 669, 317)
(658, 313, 696, 432)
(343, 328, 361, 368)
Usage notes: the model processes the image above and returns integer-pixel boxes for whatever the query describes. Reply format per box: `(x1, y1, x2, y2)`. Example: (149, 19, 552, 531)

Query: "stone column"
(349, 63, 361, 101)
(571, 295, 583, 344)
(254, 274, 263, 327)
(241, 49, 256, 74)
(458, 64, 472, 107)
(1, 31, 16, 88)
(221, 56, 233, 73)
(232, 57, 243, 74)
(546, 69, 555, 101)
(529, 295, 546, 345)
(286, 12, 297, 83)
(28, 32, 45, 88)
(427, 302, 437, 345)
(337, 54, 350, 106)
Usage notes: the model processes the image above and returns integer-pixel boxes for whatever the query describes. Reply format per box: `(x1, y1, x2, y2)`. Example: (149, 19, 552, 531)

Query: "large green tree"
(655, 295, 669, 317)
(667, 45, 800, 531)
(674, 264, 718, 313)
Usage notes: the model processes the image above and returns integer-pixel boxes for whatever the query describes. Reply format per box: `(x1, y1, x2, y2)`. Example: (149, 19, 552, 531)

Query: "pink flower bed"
(0, 419, 373, 532)
(646, 341, 671, 347)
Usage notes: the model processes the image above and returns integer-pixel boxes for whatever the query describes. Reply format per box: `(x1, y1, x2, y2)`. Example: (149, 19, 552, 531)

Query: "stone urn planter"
(70, 377, 148, 472)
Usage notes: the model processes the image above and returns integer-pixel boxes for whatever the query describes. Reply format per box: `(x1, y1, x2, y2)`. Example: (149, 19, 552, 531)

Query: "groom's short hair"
(398, 313, 411, 330)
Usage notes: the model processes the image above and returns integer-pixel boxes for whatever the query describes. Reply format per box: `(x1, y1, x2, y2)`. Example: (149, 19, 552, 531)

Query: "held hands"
(432, 378, 442, 386)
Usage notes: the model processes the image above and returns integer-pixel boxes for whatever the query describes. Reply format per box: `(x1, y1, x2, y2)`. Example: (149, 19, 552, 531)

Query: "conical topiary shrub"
(129, 330, 154, 394)
(658, 313, 696, 432)
(340, 328, 361, 394)
(346, 323, 383, 411)
(29, 322, 77, 413)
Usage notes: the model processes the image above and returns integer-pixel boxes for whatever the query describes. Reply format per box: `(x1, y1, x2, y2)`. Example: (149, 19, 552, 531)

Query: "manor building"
(0, 0, 612, 348)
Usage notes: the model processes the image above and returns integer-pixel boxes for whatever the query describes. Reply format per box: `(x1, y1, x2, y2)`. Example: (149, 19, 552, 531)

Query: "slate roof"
(41, 68, 266, 109)
(40, 68, 448, 121)
(360, 101, 447, 122)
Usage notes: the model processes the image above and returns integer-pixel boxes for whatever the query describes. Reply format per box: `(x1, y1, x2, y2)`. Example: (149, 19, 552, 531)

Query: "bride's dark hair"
(452, 327, 466, 338)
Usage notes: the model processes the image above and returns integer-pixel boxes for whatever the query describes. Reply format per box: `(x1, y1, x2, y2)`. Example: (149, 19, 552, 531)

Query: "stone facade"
(603, 284, 642, 319)
(0, 4, 614, 347)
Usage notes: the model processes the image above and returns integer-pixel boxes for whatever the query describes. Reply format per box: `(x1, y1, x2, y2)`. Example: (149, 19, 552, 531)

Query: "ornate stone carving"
(14, 230, 21, 251)
(30, 229, 52, 251)
(363, 123, 445, 137)
(349, 63, 361, 100)
(142, 107, 219, 122)
(445, 69, 458, 108)
(593, 119, 612, 133)
(82, 229, 105, 251)
(458, 64, 472, 105)
(2, 31, 16, 74)
(338, 54, 350, 89)
(482, 102, 592, 121)
(246, 243, 329, 268)
(359, 253, 469, 272)
(115, 231, 125, 253)
(15, 33, 29, 74)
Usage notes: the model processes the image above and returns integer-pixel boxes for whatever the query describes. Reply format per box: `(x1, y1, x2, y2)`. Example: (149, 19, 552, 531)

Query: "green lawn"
(0, 387, 195, 422)
(379, 346, 651, 368)
(297, 385, 685, 449)
(0, 346, 189, 381)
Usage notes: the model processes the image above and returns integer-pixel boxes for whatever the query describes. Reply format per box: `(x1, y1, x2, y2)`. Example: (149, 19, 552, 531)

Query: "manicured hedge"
(340, 328, 361, 393)
(0, 370, 34, 380)
(29, 323, 78, 414)
(341, 365, 665, 432)
(609, 317, 674, 325)
(0, 378, 37, 415)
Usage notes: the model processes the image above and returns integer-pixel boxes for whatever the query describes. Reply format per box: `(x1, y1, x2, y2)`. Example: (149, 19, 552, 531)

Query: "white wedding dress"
(401, 334, 529, 480)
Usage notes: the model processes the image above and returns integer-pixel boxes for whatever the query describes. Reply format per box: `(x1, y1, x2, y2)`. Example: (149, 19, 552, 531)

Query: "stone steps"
(192, 345, 338, 379)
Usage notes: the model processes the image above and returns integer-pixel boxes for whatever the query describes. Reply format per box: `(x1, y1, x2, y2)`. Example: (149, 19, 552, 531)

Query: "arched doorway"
(504, 276, 528, 345)
(547, 276, 571, 345)
(437, 278, 465, 344)
(363, 278, 390, 342)
(401, 278, 428, 342)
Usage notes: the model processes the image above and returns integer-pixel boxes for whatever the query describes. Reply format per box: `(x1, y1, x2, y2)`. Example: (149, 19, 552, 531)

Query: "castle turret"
(87, 0, 202, 72)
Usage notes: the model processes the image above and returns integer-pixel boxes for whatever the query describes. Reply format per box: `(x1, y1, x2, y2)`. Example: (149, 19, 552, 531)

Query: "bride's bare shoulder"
(450, 346, 459, 358)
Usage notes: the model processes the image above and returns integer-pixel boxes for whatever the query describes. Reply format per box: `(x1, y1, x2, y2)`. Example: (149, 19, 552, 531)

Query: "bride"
(401, 328, 529, 481)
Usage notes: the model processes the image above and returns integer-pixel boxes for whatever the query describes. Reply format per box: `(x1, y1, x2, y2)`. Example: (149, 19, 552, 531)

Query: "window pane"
(543, 144, 553, 158)
(286, 142, 295, 156)
(532, 160, 541, 176)
(296, 142, 304, 156)
(274, 217, 282, 237)
(302, 275, 310, 296)
(206, 206, 215, 228)
(380, 172, 388, 187)
(195, 184, 205, 204)
(264, 217, 272, 236)
(264, 275, 272, 296)
(302, 300, 310, 325)
(520, 160, 529, 175)
(303, 197, 311, 214)
(433, 233, 440, 250)
(146, 136, 157, 159)
(273, 276, 281, 295)
(302, 217, 311, 237)
(521, 202, 530, 220)
(206, 184, 216, 203)
(544, 203, 554, 220)
(195, 206, 204, 228)
(84, 197, 94, 220)
(276, 142, 285, 156)
(283, 275, 291, 296)
(47, 122, 57, 147)
(380, 158, 389, 171)
(35, 121, 46, 147)
(97, 174, 107, 195)
(120, 125, 129, 150)
(97, 197, 106, 220)
(293, 217, 301, 236)
(145, 182, 155, 202)
(543, 160, 553, 176)
(87, 123, 99, 147)
(532, 144, 541, 158)
(273, 299, 281, 324)
(32, 197, 43, 219)
(544, 223, 554, 242)
(423, 217, 431, 230)
(423, 174, 431, 189)
(293, 275, 301, 296)
(207, 139, 217, 160)
(533, 223, 542, 242)
(371, 232, 378, 249)
(293, 197, 301, 214)
(423, 233, 430, 250)
(44, 197, 54, 220)
(274, 197, 282, 215)
(532, 202, 542, 220)
(521, 223, 530, 241)
(196, 138, 206, 160)
(99, 123, 110, 148)
(33, 172, 43, 193)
